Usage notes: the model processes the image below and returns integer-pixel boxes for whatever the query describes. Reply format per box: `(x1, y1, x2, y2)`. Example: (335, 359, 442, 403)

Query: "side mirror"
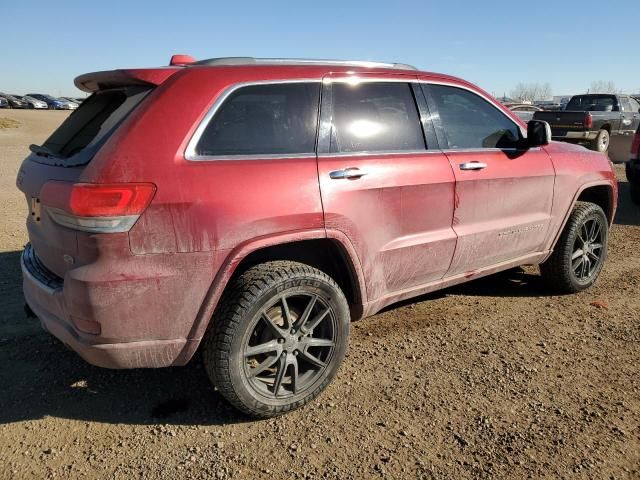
(527, 120, 551, 147)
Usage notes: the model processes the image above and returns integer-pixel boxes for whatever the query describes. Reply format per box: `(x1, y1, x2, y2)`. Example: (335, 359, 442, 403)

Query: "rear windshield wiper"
(29, 144, 61, 159)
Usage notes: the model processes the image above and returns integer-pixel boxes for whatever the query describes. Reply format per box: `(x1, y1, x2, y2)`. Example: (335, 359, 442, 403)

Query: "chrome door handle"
(459, 162, 487, 171)
(329, 167, 368, 179)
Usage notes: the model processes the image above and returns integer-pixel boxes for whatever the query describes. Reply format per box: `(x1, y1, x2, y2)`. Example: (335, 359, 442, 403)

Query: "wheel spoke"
(582, 256, 590, 278)
(571, 249, 584, 260)
(301, 308, 330, 335)
(297, 349, 326, 369)
(245, 339, 281, 357)
(301, 337, 335, 349)
(272, 354, 287, 397)
(280, 297, 293, 330)
(588, 220, 597, 241)
(293, 295, 317, 331)
(260, 311, 285, 339)
(591, 242, 603, 250)
(590, 222, 601, 242)
(587, 251, 600, 262)
(290, 356, 299, 394)
(573, 256, 584, 274)
(247, 354, 279, 378)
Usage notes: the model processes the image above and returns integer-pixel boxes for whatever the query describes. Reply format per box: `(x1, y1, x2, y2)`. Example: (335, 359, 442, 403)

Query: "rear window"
(566, 95, 616, 112)
(34, 86, 152, 166)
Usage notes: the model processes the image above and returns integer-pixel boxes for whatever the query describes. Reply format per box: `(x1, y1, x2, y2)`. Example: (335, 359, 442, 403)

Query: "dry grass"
(0, 117, 20, 129)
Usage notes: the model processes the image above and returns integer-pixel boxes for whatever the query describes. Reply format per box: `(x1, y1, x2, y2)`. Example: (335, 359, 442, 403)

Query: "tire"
(203, 261, 350, 418)
(28, 104, 34, 109)
(630, 181, 640, 205)
(590, 129, 610, 153)
(540, 201, 608, 293)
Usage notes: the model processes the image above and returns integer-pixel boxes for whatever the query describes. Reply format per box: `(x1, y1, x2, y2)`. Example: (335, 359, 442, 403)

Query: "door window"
(426, 84, 521, 149)
(329, 82, 425, 153)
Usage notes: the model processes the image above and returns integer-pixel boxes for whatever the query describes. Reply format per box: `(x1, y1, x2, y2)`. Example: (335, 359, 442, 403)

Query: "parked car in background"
(60, 96, 83, 106)
(0, 97, 8, 108)
(18, 56, 618, 418)
(505, 103, 543, 122)
(626, 125, 640, 204)
(533, 94, 640, 155)
(0, 93, 28, 108)
(25, 94, 78, 110)
(21, 96, 48, 109)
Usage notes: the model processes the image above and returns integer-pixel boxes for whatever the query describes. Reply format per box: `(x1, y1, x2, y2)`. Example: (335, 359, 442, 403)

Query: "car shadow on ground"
(0, 250, 250, 427)
(614, 180, 640, 226)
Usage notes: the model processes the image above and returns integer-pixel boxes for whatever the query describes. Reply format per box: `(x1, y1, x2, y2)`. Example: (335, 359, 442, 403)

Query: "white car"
(21, 96, 48, 109)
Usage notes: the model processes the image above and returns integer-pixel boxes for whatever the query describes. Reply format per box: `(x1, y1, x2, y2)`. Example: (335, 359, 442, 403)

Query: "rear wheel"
(541, 202, 608, 293)
(203, 261, 350, 418)
(590, 129, 610, 153)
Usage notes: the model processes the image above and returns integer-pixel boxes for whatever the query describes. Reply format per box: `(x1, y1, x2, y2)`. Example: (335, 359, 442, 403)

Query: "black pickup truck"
(533, 94, 640, 154)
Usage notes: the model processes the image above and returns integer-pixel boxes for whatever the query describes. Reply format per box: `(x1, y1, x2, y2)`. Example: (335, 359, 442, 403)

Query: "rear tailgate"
(16, 68, 177, 278)
(533, 110, 588, 137)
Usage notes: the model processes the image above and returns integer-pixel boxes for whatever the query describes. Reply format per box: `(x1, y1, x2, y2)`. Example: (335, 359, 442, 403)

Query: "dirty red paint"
(17, 61, 618, 369)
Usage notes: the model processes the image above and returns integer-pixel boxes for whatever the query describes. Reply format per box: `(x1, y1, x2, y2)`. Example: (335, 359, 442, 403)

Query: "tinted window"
(41, 87, 152, 160)
(196, 83, 320, 156)
(428, 85, 521, 149)
(330, 82, 425, 153)
(630, 98, 640, 112)
(566, 95, 616, 112)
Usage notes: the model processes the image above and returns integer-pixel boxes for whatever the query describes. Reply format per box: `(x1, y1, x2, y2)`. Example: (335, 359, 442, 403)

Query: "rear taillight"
(631, 132, 640, 160)
(40, 182, 156, 233)
(583, 112, 593, 129)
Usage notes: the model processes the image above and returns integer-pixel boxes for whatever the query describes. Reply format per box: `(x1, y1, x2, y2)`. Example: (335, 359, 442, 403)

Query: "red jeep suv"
(17, 56, 617, 417)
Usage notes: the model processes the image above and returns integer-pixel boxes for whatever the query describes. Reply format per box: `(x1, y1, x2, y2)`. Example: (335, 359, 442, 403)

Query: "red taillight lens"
(41, 182, 156, 217)
(584, 112, 593, 129)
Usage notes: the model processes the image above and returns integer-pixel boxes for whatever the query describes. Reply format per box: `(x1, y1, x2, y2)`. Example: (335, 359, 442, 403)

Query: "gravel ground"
(0, 109, 638, 479)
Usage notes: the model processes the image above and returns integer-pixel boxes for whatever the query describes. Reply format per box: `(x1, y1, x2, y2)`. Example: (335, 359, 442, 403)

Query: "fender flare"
(545, 180, 616, 259)
(174, 228, 366, 364)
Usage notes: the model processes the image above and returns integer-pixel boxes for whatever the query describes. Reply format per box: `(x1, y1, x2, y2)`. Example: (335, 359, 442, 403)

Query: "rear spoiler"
(74, 68, 180, 92)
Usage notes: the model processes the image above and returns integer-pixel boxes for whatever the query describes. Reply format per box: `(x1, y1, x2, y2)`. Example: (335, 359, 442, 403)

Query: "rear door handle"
(329, 167, 368, 179)
(459, 162, 488, 171)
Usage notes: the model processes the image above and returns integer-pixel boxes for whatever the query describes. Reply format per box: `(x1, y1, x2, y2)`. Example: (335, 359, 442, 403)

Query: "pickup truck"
(533, 94, 640, 154)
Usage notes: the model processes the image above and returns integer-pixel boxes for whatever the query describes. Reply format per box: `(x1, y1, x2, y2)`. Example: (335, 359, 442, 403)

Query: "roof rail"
(191, 57, 417, 70)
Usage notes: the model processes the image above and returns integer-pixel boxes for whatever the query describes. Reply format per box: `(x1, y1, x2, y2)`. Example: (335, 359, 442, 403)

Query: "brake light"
(583, 112, 593, 129)
(631, 132, 640, 160)
(40, 182, 156, 232)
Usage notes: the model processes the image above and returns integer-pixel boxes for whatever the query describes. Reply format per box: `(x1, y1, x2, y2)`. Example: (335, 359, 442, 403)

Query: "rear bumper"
(21, 244, 209, 369)
(552, 131, 597, 141)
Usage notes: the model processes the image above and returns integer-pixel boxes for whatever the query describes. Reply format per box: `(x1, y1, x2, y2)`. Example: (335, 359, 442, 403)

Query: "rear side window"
(330, 82, 425, 153)
(196, 83, 320, 156)
(40, 86, 151, 163)
(427, 84, 521, 149)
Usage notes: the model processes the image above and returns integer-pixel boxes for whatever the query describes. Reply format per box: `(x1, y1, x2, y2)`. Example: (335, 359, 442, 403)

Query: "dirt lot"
(0, 109, 638, 479)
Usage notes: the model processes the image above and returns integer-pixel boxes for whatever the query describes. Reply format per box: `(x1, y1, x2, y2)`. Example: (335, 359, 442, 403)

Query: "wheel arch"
(175, 230, 366, 365)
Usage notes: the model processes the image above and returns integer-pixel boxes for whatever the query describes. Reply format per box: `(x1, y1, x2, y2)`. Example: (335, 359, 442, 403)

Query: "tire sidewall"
(224, 275, 349, 413)
(565, 207, 608, 290)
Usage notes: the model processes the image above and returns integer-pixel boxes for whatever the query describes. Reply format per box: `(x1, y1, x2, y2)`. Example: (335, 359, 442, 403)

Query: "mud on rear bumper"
(20, 244, 193, 369)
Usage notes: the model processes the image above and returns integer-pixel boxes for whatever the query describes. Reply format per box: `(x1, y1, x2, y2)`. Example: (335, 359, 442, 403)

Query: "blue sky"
(2, 0, 638, 97)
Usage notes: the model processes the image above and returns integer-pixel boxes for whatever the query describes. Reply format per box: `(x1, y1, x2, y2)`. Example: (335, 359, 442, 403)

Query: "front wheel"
(590, 129, 610, 153)
(541, 201, 608, 293)
(203, 261, 350, 418)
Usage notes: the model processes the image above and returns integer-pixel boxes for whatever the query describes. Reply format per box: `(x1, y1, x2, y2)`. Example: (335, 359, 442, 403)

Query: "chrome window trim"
(184, 76, 528, 161)
(185, 79, 322, 162)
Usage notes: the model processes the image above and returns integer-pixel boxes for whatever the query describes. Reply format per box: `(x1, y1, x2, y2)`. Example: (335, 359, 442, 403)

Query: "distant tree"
(510, 82, 552, 102)
(589, 80, 619, 94)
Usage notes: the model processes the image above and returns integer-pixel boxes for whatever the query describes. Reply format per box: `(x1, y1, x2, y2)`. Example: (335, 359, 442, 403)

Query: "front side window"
(630, 97, 640, 112)
(427, 84, 521, 149)
(196, 83, 320, 156)
(329, 82, 425, 153)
